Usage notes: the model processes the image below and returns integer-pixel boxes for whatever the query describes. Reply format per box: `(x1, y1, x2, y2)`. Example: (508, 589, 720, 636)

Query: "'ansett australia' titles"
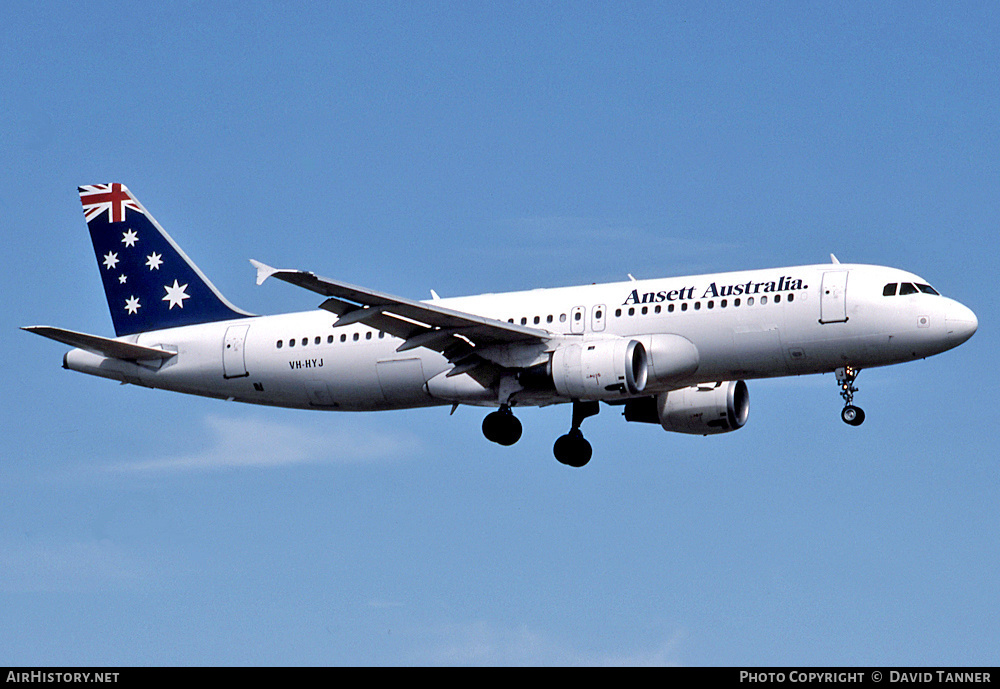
(623, 276, 807, 306)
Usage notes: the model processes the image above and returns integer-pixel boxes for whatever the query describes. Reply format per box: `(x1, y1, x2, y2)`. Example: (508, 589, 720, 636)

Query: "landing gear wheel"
(553, 429, 592, 467)
(841, 405, 865, 426)
(482, 406, 522, 446)
(835, 367, 866, 427)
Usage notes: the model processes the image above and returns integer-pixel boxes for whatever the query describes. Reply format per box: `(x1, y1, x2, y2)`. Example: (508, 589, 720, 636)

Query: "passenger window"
(340, 334, 346, 342)
(883, 283, 897, 296)
(681, 303, 688, 312)
(547, 315, 553, 323)
(520, 317, 527, 325)
(628, 307, 635, 316)
(560, 314, 567, 323)
(615, 309, 622, 317)
(654, 305, 661, 314)
(747, 297, 755, 306)
(899, 283, 918, 295)
(276, 340, 283, 349)
(574, 312, 582, 321)
(734, 298, 741, 307)
(314, 336, 321, 345)
(787, 293, 794, 302)
(641, 306, 648, 315)
(760, 296, 767, 305)
(668, 304, 675, 313)
(595, 309, 603, 319)
(289, 339, 295, 347)
(327, 335, 334, 344)
(301, 337, 308, 346)
(366, 332, 372, 339)
(353, 333, 359, 341)
(774, 294, 780, 303)
(533, 316, 540, 324)
(694, 302, 701, 310)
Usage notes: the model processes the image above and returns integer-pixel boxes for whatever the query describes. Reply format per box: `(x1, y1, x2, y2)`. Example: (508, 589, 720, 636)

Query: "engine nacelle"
(624, 380, 749, 435)
(550, 338, 648, 400)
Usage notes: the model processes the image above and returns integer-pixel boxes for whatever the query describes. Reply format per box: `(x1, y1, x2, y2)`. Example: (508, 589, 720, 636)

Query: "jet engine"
(623, 380, 749, 435)
(545, 338, 649, 400)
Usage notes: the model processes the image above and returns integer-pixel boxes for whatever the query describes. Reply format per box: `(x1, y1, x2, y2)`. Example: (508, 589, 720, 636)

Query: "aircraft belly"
(375, 358, 433, 408)
(720, 326, 788, 377)
(310, 349, 386, 410)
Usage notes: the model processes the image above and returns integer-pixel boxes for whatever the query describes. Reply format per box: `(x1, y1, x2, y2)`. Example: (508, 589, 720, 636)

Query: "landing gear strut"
(553, 401, 599, 467)
(482, 405, 522, 446)
(836, 366, 865, 426)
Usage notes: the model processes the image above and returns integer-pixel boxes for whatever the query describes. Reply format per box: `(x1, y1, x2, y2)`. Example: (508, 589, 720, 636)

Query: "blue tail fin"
(80, 184, 252, 336)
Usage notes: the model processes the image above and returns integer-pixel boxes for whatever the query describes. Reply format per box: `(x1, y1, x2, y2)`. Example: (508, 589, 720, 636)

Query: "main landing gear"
(553, 401, 600, 468)
(836, 366, 865, 426)
(482, 404, 522, 446)
(481, 400, 599, 467)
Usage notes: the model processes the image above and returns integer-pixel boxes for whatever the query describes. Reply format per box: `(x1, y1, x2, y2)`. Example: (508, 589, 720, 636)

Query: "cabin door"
(223, 324, 250, 378)
(819, 271, 849, 324)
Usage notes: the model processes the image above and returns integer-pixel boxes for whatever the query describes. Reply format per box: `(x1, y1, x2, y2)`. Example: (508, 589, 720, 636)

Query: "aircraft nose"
(945, 301, 978, 345)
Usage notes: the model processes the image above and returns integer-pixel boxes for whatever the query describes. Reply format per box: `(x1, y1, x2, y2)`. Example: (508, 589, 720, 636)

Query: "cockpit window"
(884, 281, 940, 297)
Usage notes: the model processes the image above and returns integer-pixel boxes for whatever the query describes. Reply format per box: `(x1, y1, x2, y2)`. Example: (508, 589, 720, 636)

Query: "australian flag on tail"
(80, 183, 252, 337)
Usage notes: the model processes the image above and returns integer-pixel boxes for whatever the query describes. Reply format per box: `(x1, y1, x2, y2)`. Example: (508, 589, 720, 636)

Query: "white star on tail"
(124, 295, 141, 314)
(118, 274, 127, 284)
(122, 229, 138, 247)
(103, 251, 119, 270)
(146, 252, 163, 270)
(162, 280, 190, 309)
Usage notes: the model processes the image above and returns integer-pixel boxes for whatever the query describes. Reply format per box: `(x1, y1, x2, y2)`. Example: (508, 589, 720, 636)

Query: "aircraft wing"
(22, 326, 176, 361)
(251, 260, 551, 369)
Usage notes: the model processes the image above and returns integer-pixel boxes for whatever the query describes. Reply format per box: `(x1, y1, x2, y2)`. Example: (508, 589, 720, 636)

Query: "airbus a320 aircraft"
(25, 184, 978, 467)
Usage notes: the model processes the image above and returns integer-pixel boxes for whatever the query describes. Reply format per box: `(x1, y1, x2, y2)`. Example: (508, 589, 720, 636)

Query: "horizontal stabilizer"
(22, 326, 176, 361)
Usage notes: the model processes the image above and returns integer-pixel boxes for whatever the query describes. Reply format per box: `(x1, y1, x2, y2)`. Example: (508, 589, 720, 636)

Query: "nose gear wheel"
(836, 367, 865, 426)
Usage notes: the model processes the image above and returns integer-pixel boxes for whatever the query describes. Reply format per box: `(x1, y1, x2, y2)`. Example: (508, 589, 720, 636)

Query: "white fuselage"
(63, 263, 978, 411)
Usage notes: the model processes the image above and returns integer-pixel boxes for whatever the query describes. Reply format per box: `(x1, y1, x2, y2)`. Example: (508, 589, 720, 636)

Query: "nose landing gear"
(836, 366, 865, 426)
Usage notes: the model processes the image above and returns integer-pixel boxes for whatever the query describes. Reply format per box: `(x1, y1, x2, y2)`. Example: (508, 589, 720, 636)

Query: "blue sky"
(2, 1, 997, 665)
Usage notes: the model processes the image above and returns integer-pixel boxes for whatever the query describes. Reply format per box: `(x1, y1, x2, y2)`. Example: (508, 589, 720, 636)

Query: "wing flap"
(251, 260, 551, 359)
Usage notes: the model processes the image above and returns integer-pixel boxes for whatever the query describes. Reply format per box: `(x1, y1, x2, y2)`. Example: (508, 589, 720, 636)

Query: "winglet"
(250, 259, 280, 286)
(830, 254, 840, 264)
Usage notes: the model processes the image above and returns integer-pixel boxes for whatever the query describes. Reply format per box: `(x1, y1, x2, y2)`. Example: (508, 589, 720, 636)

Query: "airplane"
(23, 183, 978, 467)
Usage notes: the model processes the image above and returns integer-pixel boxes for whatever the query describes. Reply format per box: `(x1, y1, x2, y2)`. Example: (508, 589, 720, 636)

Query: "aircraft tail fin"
(79, 184, 252, 336)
